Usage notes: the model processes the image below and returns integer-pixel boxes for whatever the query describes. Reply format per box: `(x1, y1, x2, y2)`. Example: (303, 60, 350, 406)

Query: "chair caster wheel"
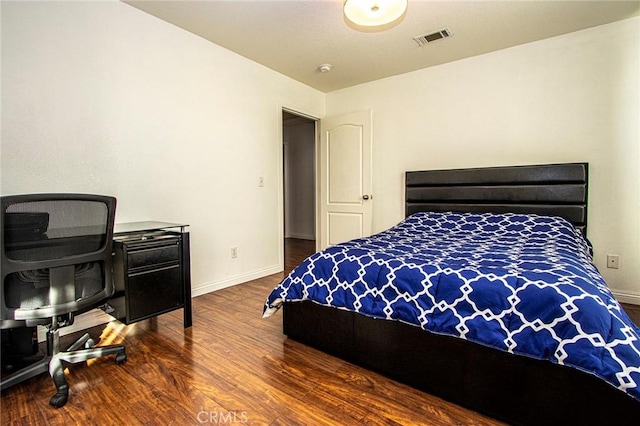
(115, 352, 127, 364)
(50, 391, 68, 408)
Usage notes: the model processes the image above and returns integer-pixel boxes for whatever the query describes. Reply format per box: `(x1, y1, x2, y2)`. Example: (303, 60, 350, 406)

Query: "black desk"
(2, 221, 193, 375)
(108, 221, 192, 328)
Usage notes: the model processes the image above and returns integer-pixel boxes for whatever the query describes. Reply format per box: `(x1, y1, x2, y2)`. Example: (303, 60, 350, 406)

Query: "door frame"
(278, 103, 321, 271)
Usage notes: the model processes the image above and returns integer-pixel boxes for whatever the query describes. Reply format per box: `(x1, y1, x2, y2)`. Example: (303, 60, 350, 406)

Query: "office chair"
(1, 194, 126, 408)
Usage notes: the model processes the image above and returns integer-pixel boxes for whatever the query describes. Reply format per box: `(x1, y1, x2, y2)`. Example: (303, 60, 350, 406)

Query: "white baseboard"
(191, 264, 283, 297)
(33, 277, 638, 343)
(612, 290, 640, 306)
(191, 269, 640, 305)
(35, 265, 284, 342)
(284, 233, 315, 240)
(37, 309, 114, 343)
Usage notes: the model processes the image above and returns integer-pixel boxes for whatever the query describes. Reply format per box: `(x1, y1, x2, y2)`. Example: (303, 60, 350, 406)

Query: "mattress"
(264, 212, 640, 401)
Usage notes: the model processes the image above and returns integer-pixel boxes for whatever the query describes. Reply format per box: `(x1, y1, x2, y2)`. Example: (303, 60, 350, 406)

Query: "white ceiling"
(123, 0, 640, 93)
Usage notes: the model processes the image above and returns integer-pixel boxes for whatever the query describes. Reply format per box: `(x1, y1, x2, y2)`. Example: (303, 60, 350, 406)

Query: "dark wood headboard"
(405, 163, 588, 232)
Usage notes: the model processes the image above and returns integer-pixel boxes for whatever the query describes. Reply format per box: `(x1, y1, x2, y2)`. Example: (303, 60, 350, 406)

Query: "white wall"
(3, 2, 638, 303)
(326, 18, 640, 302)
(0, 1, 325, 295)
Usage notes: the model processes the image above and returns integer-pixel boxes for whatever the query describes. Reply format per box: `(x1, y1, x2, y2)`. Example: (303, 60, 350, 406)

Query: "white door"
(319, 110, 373, 248)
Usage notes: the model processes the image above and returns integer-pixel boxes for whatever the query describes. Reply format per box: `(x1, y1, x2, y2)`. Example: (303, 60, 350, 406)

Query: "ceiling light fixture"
(343, 0, 408, 32)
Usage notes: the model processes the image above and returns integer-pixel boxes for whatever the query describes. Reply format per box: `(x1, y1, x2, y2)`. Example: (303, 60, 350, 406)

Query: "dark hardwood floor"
(623, 303, 640, 326)
(283, 238, 317, 274)
(1, 238, 638, 425)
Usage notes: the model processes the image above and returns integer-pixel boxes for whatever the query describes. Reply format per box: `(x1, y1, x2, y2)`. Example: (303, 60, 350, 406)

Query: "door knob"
(362, 195, 372, 200)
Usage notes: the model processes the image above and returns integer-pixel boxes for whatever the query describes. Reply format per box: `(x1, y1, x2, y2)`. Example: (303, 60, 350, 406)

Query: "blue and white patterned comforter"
(264, 212, 640, 400)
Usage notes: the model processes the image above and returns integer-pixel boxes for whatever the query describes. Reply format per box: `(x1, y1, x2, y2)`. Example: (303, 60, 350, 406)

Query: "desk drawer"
(126, 241, 180, 270)
(111, 231, 188, 325)
(127, 263, 182, 322)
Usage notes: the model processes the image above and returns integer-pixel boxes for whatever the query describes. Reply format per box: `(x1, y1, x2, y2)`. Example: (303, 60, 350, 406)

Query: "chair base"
(1, 330, 126, 408)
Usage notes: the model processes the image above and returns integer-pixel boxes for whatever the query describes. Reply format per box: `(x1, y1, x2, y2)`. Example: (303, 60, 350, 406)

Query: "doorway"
(282, 110, 317, 272)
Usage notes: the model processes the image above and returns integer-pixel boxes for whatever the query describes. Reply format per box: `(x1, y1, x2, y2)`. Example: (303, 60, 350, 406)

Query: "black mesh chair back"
(0, 194, 126, 407)
(2, 194, 114, 324)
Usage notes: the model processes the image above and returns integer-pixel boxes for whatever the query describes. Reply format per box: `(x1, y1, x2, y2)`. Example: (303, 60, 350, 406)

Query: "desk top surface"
(114, 221, 188, 236)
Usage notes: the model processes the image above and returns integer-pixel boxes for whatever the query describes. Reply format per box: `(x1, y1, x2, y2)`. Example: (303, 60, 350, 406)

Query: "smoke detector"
(414, 28, 453, 47)
(318, 63, 332, 73)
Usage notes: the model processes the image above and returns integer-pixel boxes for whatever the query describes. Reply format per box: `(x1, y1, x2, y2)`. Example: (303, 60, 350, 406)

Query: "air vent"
(414, 28, 453, 47)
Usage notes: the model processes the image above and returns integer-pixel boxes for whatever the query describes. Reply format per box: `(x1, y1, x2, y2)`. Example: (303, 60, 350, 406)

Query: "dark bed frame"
(282, 163, 640, 425)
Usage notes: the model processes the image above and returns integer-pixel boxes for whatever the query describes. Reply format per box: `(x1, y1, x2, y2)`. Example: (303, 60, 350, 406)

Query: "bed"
(263, 163, 640, 425)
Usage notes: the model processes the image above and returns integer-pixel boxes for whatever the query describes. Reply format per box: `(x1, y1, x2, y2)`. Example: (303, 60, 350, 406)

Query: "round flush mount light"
(318, 63, 332, 73)
(343, 0, 408, 32)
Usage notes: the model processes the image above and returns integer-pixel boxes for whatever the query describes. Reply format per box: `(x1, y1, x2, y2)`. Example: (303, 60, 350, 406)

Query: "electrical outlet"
(231, 247, 238, 259)
(607, 254, 619, 269)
